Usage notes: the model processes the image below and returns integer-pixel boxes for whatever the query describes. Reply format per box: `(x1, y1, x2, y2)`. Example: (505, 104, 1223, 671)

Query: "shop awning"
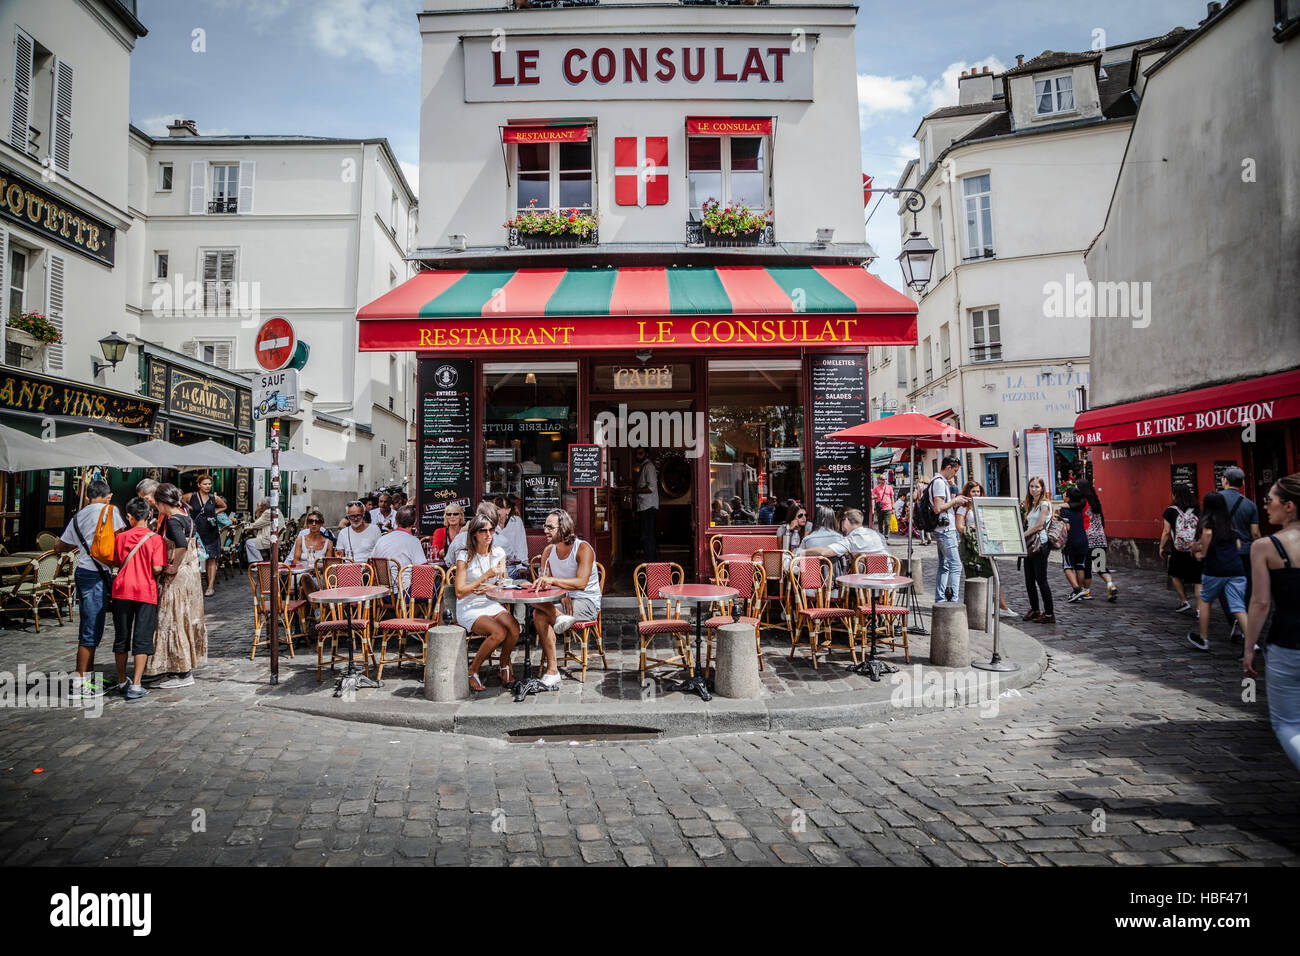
(357, 265, 918, 352)
(1075, 368, 1300, 445)
(686, 116, 773, 135)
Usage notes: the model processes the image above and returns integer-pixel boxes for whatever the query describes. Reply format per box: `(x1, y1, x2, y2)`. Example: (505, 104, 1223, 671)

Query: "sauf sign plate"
(464, 34, 816, 102)
(252, 369, 299, 420)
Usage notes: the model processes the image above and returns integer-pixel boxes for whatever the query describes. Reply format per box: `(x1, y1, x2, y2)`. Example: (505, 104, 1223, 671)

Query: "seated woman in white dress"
(454, 514, 520, 691)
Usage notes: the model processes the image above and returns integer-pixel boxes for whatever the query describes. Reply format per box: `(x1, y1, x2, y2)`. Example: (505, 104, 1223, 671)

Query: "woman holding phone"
(455, 514, 519, 691)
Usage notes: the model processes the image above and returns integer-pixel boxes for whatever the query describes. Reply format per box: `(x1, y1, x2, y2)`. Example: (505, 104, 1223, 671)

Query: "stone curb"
(258, 623, 1048, 740)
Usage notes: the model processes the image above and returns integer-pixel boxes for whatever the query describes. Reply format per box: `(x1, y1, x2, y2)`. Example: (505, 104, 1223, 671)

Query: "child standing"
(111, 497, 167, 700)
(1060, 488, 1091, 603)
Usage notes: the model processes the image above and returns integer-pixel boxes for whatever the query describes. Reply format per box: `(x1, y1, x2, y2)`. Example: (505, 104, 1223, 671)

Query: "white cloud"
(398, 160, 419, 196)
(857, 55, 1008, 125)
(925, 57, 1009, 111)
(311, 0, 419, 75)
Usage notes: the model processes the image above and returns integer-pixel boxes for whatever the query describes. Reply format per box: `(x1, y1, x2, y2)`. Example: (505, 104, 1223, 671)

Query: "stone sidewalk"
(0, 546, 1296, 866)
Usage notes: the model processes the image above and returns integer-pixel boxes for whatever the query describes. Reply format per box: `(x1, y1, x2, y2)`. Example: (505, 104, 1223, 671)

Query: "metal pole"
(973, 557, 1019, 673)
(269, 418, 280, 685)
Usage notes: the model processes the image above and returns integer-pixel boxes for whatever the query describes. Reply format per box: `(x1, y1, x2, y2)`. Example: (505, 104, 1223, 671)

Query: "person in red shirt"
(111, 497, 168, 700)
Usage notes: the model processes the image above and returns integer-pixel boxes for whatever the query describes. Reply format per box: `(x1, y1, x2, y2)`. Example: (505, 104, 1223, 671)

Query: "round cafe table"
(837, 573, 912, 682)
(659, 583, 738, 701)
(487, 584, 566, 701)
(308, 585, 388, 698)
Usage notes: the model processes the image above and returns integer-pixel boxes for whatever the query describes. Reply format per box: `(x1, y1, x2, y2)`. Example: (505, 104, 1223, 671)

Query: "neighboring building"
(126, 122, 419, 519)
(874, 38, 1149, 498)
(357, 0, 919, 586)
(1077, 0, 1300, 566)
(0, 0, 157, 541)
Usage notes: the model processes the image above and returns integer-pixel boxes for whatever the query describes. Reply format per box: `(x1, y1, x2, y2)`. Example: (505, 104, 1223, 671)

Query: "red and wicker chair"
(704, 558, 767, 677)
(248, 562, 307, 660)
(787, 555, 857, 668)
(851, 552, 910, 662)
(560, 562, 607, 682)
(372, 564, 444, 679)
(633, 562, 692, 684)
(315, 562, 376, 680)
(367, 556, 402, 621)
(753, 548, 794, 644)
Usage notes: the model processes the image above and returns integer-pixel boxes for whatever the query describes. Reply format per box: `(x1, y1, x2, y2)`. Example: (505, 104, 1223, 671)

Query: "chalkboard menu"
(568, 444, 603, 489)
(810, 355, 868, 513)
(1171, 462, 1198, 501)
(418, 359, 474, 534)
(1214, 460, 1237, 489)
(523, 474, 561, 527)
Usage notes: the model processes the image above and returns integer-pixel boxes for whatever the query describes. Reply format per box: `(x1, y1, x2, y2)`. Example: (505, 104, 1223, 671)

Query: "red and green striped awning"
(357, 265, 916, 352)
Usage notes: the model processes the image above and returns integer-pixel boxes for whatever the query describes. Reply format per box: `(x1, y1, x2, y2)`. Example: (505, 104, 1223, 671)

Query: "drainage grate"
(505, 724, 663, 743)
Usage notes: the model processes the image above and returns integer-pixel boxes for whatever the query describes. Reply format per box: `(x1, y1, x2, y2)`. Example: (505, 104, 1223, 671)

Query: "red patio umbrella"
(828, 413, 995, 628)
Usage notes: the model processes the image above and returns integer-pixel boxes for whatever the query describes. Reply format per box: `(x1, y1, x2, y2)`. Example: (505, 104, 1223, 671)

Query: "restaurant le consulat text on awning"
(359, 263, 916, 586)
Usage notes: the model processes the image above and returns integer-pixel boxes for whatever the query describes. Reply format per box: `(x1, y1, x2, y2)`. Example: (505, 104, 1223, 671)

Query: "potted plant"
(6, 310, 60, 357)
(698, 198, 771, 246)
(504, 200, 598, 248)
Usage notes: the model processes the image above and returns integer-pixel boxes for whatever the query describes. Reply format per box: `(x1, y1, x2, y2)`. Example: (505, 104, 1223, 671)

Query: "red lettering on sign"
(682, 47, 705, 82)
(625, 47, 647, 82)
(518, 49, 540, 85)
(715, 47, 738, 82)
(592, 47, 616, 83)
(739, 47, 768, 82)
(492, 51, 514, 86)
(563, 48, 587, 83)
(655, 47, 675, 81)
(767, 47, 789, 82)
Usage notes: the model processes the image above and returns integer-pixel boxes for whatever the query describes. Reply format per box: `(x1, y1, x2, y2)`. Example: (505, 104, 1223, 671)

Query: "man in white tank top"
(532, 509, 600, 689)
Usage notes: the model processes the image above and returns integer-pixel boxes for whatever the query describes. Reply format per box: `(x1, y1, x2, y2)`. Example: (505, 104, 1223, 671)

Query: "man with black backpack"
(54, 479, 125, 701)
(922, 457, 971, 604)
(1219, 466, 1260, 639)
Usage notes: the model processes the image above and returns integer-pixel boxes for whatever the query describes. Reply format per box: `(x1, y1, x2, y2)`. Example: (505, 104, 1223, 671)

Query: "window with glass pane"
(8, 248, 27, 317)
(558, 142, 592, 209)
(940, 323, 951, 372)
(1035, 75, 1074, 115)
(687, 135, 769, 218)
(516, 144, 549, 211)
(963, 174, 993, 259)
(515, 142, 593, 213)
(212, 164, 238, 198)
(923, 337, 933, 382)
(970, 307, 1001, 362)
(483, 363, 579, 529)
(708, 360, 802, 520)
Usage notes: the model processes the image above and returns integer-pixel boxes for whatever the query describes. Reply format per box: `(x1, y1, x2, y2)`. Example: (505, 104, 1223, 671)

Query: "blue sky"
(130, 0, 1207, 289)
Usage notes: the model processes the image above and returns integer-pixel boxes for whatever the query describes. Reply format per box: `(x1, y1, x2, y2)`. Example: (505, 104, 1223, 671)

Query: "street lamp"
(92, 331, 130, 376)
(868, 186, 938, 294)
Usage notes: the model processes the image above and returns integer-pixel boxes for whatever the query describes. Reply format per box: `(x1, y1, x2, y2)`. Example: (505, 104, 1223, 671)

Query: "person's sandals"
(499, 664, 513, 685)
(468, 672, 487, 692)
(205, 588, 215, 597)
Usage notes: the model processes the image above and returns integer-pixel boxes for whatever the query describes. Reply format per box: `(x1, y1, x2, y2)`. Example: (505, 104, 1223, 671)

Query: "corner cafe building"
(359, 3, 917, 585)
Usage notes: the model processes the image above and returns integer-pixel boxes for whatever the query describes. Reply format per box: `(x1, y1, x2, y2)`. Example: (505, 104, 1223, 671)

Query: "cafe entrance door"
(590, 397, 699, 592)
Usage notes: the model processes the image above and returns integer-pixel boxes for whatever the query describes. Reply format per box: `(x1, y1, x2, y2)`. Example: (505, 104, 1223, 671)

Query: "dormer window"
(1034, 74, 1074, 115)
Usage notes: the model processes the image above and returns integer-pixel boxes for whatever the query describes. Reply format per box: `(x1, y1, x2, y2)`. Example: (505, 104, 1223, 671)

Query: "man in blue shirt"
(1219, 466, 1260, 635)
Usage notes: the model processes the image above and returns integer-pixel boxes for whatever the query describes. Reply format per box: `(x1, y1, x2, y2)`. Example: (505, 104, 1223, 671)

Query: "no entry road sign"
(256, 317, 296, 371)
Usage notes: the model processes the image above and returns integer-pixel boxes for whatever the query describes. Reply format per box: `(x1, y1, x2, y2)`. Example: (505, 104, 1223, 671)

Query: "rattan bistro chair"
(372, 564, 444, 679)
(850, 552, 910, 663)
(753, 548, 794, 644)
(315, 562, 376, 680)
(704, 558, 767, 676)
(1, 552, 62, 630)
(788, 555, 856, 668)
(248, 563, 307, 660)
(560, 562, 607, 682)
(35, 531, 59, 552)
(633, 562, 692, 684)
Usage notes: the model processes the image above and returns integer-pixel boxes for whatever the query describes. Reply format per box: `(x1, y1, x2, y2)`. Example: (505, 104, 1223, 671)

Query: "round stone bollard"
(929, 601, 971, 668)
(713, 622, 762, 699)
(424, 625, 469, 701)
(964, 577, 989, 632)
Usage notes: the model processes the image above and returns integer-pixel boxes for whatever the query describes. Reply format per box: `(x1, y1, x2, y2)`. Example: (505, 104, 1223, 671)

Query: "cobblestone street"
(1, 548, 1296, 867)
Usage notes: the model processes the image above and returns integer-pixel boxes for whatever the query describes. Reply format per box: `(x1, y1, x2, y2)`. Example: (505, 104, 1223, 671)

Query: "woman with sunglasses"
(779, 503, 808, 553)
(455, 514, 518, 691)
(292, 508, 335, 597)
(430, 505, 465, 563)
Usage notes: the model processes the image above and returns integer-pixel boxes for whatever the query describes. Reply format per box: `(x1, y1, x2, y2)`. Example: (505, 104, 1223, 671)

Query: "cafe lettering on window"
(0, 164, 116, 267)
(0, 368, 156, 430)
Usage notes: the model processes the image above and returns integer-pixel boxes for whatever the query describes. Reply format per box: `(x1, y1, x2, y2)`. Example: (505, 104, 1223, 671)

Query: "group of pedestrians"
(60, 477, 209, 702)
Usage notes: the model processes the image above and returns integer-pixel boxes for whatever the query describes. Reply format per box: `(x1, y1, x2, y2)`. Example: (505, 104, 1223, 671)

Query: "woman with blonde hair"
(1021, 476, 1055, 623)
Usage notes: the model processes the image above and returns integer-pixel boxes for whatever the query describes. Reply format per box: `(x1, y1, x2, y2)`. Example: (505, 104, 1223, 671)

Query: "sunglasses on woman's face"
(306, 519, 321, 524)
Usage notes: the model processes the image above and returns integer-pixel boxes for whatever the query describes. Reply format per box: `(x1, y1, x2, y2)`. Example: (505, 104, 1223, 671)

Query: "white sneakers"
(157, 674, 195, 689)
(552, 614, 576, 635)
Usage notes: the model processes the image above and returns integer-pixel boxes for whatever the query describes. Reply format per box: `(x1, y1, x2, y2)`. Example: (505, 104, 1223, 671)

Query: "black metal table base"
(672, 607, 721, 701)
(847, 657, 899, 682)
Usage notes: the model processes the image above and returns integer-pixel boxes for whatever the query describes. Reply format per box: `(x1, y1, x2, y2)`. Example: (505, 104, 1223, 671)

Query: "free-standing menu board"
(810, 355, 867, 513)
(417, 359, 474, 534)
(972, 497, 1028, 557)
(523, 474, 561, 527)
(568, 444, 603, 489)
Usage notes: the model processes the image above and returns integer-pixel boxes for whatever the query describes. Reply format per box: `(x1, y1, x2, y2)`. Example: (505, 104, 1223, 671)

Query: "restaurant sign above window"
(0, 164, 116, 267)
(145, 356, 251, 433)
(0, 368, 157, 431)
(614, 366, 673, 390)
(465, 34, 815, 102)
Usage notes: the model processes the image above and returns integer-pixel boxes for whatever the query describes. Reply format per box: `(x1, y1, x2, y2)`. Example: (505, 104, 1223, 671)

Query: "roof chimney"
(166, 119, 199, 138)
(958, 66, 995, 105)
(1016, 53, 1025, 67)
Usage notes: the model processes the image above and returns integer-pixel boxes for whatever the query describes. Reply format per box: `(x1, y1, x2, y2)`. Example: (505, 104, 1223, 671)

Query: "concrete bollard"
(929, 601, 971, 668)
(424, 625, 469, 701)
(713, 622, 762, 699)
(964, 577, 989, 632)
(899, 554, 923, 585)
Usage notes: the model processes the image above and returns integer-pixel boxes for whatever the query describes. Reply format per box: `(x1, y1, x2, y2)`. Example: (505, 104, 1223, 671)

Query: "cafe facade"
(359, 1, 918, 586)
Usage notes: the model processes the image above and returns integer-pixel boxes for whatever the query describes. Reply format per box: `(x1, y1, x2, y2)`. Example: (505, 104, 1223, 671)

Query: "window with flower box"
(686, 133, 772, 242)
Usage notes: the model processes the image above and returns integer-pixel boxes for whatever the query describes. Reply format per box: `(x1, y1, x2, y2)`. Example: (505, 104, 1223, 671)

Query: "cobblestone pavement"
(0, 547, 1297, 866)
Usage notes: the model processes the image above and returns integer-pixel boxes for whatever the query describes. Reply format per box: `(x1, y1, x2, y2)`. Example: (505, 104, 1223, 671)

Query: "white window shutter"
(213, 341, 232, 369)
(51, 57, 72, 173)
(45, 254, 65, 372)
(11, 29, 33, 152)
(237, 160, 255, 214)
(189, 160, 207, 215)
(182, 339, 197, 358)
(0, 227, 8, 331)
